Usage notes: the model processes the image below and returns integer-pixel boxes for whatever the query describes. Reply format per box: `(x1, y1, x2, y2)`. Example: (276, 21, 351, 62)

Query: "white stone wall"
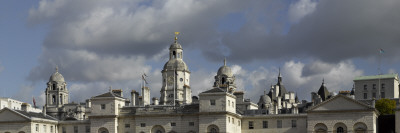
(355, 78, 399, 100)
(90, 98, 125, 116)
(199, 93, 236, 113)
(134, 115, 199, 133)
(241, 114, 307, 133)
(59, 122, 90, 133)
(90, 117, 117, 133)
(0, 98, 23, 110)
(0, 122, 31, 133)
(199, 114, 228, 133)
(307, 111, 377, 133)
(32, 122, 58, 133)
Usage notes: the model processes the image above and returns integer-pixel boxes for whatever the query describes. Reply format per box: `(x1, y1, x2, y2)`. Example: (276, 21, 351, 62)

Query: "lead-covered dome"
(169, 42, 182, 50)
(49, 67, 65, 82)
(163, 59, 189, 71)
(217, 59, 233, 77)
(259, 95, 272, 104)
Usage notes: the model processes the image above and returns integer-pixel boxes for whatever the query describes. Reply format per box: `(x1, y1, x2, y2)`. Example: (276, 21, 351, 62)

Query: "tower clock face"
(168, 76, 174, 85)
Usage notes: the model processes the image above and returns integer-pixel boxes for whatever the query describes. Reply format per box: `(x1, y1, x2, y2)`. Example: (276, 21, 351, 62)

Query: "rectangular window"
(125, 124, 130, 128)
(364, 93, 367, 99)
(189, 122, 195, 126)
(74, 126, 78, 133)
(86, 126, 90, 133)
(228, 100, 230, 106)
(372, 93, 376, 98)
(263, 121, 268, 128)
(62, 127, 66, 133)
(249, 121, 254, 129)
(238, 120, 241, 126)
(50, 126, 53, 133)
(232, 118, 235, 124)
(373, 84, 376, 89)
(36, 124, 39, 131)
(171, 122, 176, 126)
(228, 117, 230, 123)
(140, 123, 146, 127)
(44, 125, 46, 132)
(210, 100, 216, 105)
(232, 102, 234, 107)
(292, 120, 297, 128)
(277, 120, 282, 128)
(364, 85, 367, 90)
(101, 104, 106, 109)
(382, 83, 385, 89)
(381, 92, 385, 98)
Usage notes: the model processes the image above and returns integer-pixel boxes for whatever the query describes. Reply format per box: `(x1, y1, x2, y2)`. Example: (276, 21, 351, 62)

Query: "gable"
(311, 96, 371, 111)
(0, 109, 29, 122)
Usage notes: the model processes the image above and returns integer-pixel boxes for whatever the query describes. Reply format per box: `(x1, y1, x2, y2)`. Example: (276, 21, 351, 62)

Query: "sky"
(1, 0, 400, 106)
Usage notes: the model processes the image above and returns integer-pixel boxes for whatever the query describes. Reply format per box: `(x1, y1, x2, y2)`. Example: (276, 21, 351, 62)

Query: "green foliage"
(375, 98, 396, 115)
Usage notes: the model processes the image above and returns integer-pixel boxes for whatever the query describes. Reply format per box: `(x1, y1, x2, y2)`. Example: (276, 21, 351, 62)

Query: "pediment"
(309, 95, 372, 111)
(0, 108, 30, 122)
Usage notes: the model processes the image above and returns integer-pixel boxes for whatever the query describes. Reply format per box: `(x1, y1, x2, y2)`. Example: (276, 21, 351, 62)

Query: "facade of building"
(354, 74, 400, 100)
(0, 37, 384, 133)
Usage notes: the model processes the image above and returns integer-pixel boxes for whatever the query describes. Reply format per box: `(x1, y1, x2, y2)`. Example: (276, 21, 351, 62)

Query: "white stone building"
(0, 36, 382, 133)
(354, 74, 400, 100)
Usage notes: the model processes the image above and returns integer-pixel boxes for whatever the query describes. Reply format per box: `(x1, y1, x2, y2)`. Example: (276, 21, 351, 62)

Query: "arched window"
(314, 123, 328, 133)
(353, 122, 367, 133)
(52, 95, 56, 104)
(337, 127, 344, 133)
(18, 131, 25, 133)
(334, 123, 347, 133)
(222, 77, 226, 84)
(60, 94, 63, 104)
(151, 125, 165, 133)
(173, 51, 176, 58)
(207, 125, 219, 133)
(98, 127, 109, 133)
(53, 84, 56, 90)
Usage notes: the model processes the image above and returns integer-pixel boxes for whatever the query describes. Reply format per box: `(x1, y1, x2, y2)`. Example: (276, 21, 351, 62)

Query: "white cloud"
(288, 0, 317, 23)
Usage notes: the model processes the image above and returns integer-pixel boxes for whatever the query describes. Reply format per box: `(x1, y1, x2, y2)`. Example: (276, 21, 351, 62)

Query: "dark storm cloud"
(216, 0, 400, 63)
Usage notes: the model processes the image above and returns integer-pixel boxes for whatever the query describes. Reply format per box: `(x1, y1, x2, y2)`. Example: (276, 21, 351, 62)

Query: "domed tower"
(160, 33, 191, 105)
(45, 66, 69, 107)
(213, 58, 236, 93)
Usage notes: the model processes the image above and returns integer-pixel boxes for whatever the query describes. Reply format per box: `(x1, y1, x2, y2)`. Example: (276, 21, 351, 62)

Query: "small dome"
(217, 66, 233, 77)
(169, 42, 182, 50)
(259, 95, 272, 104)
(163, 59, 189, 71)
(49, 67, 65, 82)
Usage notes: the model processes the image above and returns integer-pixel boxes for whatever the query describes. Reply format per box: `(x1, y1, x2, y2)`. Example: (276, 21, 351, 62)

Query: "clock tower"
(160, 33, 191, 105)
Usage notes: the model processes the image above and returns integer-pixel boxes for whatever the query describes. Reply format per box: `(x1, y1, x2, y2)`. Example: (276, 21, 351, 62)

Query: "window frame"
(248, 121, 254, 129)
(277, 120, 282, 128)
(263, 121, 268, 128)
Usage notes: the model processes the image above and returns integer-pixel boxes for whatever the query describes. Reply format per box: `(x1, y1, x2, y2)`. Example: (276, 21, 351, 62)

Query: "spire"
(224, 58, 226, 66)
(55, 65, 59, 73)
(278, 67, 281, 77)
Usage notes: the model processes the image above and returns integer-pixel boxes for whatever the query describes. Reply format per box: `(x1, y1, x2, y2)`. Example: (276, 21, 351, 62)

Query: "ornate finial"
(174, 32, 180, 42)
(224, 57, 226, 66)
(322, 78, 325, 85)
(55, 65, 59, 72)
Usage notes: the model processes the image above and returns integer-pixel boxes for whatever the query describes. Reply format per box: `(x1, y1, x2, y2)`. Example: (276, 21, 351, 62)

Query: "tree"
(375, 98, 396, 115)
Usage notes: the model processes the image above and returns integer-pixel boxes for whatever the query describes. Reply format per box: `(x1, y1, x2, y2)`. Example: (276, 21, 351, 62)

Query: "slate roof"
(202, 88, 225, 93)
(318, 83, 330, 101)
(354, 73, 398, 81)
(93, 91, 123, 98)
(8, 108, 58, 121)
